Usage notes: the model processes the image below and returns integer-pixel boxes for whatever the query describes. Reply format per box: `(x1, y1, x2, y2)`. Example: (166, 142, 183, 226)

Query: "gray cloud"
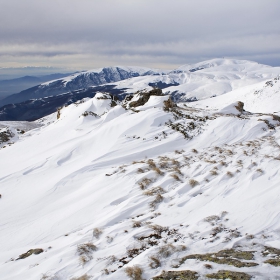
(1, 0, 280, 69)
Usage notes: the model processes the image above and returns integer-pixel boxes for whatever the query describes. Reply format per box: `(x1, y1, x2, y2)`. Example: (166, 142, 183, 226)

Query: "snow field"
(0, 70, 280, 279)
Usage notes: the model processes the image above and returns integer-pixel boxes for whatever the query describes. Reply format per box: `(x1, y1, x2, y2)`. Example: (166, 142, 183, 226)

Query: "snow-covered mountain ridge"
(1, 59, 280, 111)
(1, 72, 280, 280)
(0, 66, 163, 107)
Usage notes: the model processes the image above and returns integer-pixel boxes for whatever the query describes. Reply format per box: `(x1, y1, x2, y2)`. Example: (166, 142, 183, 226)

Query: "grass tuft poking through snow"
(125, 265, 144, 280)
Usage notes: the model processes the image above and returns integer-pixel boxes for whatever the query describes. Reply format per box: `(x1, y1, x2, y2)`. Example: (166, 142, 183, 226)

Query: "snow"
(0, 61, 280, 280)
(108, 59, 280, 103)
(191, 76, 280, 114)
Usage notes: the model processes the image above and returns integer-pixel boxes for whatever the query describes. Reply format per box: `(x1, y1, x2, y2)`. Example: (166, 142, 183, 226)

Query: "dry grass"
(210, 170, 218, 176)
(138, 177, 153, 190)
(132, 160, 145, 164)
(159, 161, 169, 169)
(107, 255, 117, 265)
(227, 149, 233, 155)
(204, 215, 220, 224)
(170, 173, 180, 181)
(137, 168, 144, 173)
(192, 148, 198, 153)
(158, 156, 171, 161)
(148, 224, 169, 234)
(163, 97, 176, 112)
(171, 159, 180, 166)
(226, 171, 234, 177)
(77, 243, 97, 265)
(236, 160, 243, 166)
(125, 265, 144, 280)
(79, 255, 90, 266)
(132, 221, 142, 228)
(106, 236, 113, 243)
(256, 168, 263, 173)
(149, 256, 161, 268)
(172, 166, 182, 175)
(150, 194, 164, 209)
(77, 243, 97, 256)
(147, 159, 156, 168)
(41, 274, 59, 280)
(92, 228, 103, 239)
(144, 186, 165, 196)
(70, 274, 91, 280)
(220, 161, 227, 166)
(102, 269, 109, 275)
(175, 149, 185, 154)
(153, 167, 163, 175)
(204, 159, 217, 164)
(157, 244, 176, 258)
(156, 244, 186, 259)
(189, 179, 199, 187)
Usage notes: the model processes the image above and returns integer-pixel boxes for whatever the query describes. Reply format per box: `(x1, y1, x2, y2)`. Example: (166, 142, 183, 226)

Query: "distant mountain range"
(0, 73, 73, 100)
(0, 59, 279, 121)
(0, 66, 160, 107)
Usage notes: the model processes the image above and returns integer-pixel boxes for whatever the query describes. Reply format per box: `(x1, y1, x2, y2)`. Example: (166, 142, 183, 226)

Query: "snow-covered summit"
(173, 58, 270, 73)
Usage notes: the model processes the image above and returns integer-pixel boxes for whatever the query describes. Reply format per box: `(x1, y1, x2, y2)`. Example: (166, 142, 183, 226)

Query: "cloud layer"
(1, 0, 280, 69)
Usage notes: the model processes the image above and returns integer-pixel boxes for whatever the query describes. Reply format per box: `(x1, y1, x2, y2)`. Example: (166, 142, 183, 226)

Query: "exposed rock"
(129, 88, 164, 108)
(16, 248, 44, 260)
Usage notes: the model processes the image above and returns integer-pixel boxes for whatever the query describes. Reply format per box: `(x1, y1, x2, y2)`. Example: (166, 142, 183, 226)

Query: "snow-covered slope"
(191, 75, 280, 114)
(0, 86, 280, 279)
(0, 121, 42, 148)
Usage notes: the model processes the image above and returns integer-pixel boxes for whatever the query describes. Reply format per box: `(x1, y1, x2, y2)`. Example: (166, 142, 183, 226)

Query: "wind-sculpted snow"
(0, 90, 280, 279)
(192, 75, 280, 114)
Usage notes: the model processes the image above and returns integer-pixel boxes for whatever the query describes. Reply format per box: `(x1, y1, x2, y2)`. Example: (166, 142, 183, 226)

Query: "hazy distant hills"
(0, 73, 73, 100)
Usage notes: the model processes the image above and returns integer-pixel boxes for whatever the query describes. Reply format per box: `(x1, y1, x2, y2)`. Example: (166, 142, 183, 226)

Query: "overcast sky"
(1, 0, 280, 71)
